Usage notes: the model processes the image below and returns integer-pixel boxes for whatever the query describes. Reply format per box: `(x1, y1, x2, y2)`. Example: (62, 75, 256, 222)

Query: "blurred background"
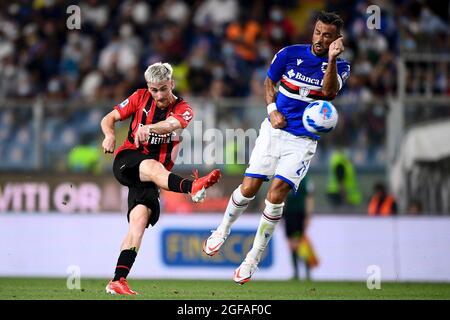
(0, 0, 449, 282)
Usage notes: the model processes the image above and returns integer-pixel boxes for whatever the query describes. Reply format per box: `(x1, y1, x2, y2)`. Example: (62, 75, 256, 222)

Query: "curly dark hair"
(315, 11, 344, 36)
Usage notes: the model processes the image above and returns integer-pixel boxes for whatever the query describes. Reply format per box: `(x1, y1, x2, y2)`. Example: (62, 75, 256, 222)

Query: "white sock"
(217, 185, 255, 234)
(247, 199, 284, 263)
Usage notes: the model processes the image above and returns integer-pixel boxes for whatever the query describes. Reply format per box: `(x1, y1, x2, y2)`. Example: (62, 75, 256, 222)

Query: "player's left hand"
(269, 110, 287, 129)
(328, 37, 344, 60)
(135, 125, 150, 148)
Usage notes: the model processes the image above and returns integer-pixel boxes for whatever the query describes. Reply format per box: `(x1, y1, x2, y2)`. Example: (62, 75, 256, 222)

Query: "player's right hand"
(134, 125, 150, 148)
(102, 135, 115, 153)
(328, 36, 344, 60)
(269, 110, 287, 129)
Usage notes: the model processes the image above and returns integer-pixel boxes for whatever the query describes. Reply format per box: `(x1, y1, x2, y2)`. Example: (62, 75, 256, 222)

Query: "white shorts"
(245, 119, 318, 192)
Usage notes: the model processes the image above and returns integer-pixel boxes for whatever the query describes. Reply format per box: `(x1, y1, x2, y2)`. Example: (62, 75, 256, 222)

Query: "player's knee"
(130, 214, 149, 235)
(139, 159, 159, 180)
(267, 181, 292, 203)
(267, 190, 286, 204)
(129, 206, 151, 234)
(240, 183, 258, 198)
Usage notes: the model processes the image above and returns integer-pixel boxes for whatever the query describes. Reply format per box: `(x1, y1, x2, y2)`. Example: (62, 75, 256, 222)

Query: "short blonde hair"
(144, 62, 173, 84)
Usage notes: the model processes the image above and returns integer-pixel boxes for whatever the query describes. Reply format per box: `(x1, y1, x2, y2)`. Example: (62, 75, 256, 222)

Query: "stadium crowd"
(0, 0, 448, 170)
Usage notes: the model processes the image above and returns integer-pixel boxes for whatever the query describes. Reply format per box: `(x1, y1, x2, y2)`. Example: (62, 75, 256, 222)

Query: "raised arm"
(322, 37, 344, 99)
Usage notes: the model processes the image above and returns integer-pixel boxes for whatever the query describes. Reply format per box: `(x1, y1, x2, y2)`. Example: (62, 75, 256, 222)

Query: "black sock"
(291, 251, 299, 280)
(113, 248, 137, 281)
(168, 173, 193, 193)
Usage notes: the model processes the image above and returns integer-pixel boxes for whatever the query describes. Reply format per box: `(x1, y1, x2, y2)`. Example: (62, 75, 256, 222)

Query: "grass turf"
(0, 278, 449, 300)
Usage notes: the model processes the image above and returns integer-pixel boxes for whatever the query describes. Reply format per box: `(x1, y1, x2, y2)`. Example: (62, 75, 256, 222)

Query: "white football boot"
(202, 229, 229, 256)
(233, 257, 259, 285)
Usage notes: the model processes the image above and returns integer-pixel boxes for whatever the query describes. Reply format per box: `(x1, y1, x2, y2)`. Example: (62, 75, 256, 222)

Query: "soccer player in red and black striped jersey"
(101, 62, 221, 295)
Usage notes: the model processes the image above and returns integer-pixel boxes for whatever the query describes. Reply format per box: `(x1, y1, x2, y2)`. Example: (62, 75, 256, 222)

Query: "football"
(302, 100, 339, 134)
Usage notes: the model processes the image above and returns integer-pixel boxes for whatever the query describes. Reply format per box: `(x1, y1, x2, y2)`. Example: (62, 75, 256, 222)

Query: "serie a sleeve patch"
(119, 99, 129, 108)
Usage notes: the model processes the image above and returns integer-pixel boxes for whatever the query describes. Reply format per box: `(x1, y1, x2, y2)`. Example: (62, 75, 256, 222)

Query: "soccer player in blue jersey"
(203, 11, 350, 284)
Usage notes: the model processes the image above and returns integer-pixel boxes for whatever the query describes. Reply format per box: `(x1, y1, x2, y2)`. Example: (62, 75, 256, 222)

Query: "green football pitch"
(0, 278, 449, 300)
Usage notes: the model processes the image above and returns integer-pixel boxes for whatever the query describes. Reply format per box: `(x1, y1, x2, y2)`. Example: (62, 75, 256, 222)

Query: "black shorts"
(283, 209, 306, 239)
(113, 149, 160, 228)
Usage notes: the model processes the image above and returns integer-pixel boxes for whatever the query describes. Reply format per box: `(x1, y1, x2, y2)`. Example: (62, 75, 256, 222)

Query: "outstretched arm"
(101, 109, 121, 153)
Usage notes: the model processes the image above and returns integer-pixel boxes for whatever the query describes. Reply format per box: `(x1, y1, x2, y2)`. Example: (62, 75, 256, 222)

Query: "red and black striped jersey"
(114, 89, 194, 170)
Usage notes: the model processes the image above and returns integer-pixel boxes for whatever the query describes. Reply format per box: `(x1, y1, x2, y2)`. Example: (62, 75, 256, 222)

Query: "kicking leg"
(139, 159, 221, 202)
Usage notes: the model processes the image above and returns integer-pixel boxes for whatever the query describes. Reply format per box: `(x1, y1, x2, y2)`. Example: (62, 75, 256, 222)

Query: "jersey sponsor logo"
(287, 69, 295, 78)
(119, 99, 129, 108)
(148, 132, 172, 145)
(286, 69, 320, 86)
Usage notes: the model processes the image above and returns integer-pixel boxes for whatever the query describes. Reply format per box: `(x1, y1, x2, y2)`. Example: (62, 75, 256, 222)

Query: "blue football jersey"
(267, 44, 350, 139)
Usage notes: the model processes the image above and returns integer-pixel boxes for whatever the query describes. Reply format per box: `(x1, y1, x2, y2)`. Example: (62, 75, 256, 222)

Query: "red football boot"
(190, 169, 221, 202)
(105, 277, 138, 295)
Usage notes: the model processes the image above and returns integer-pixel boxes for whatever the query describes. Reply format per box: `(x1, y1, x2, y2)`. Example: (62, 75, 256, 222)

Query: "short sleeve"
(337, 61, 351, 91)
(267, 47, 288, 82)
(114, 91, 140, 120)
(171, 102, 194, 129)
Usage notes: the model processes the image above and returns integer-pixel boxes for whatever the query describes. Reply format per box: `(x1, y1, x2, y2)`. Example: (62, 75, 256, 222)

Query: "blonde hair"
(144, 62, 173, 84)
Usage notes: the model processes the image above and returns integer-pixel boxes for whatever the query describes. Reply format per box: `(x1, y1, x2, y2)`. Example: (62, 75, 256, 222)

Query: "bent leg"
(139, 159, 220, 199)
(139, 159, 171, 189)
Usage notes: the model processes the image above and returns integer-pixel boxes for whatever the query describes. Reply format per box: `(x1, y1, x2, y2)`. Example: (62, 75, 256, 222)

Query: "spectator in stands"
(326, 149, 362, 208)
(0, 0, 448, 174)
(367, 182, 397, 216)
(193, 0, 239, 30)
(225, 10, 261, 95)
(263, 5, 297, 53)
(225, 10, 261, 64)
